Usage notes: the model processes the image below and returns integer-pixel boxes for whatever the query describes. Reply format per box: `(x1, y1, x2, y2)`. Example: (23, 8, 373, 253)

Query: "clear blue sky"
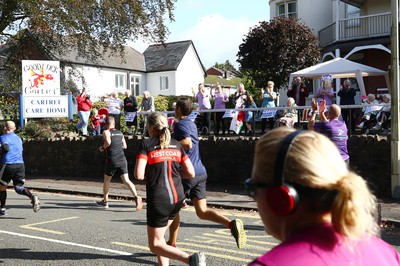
(132, 0, 270, 69)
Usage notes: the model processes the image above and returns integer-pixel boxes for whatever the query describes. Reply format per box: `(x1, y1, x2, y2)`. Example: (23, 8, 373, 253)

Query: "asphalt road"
(1, 191, 399, 265)
(0, 191, 271, 265)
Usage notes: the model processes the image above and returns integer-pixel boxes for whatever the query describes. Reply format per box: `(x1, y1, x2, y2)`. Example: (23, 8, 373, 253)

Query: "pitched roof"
(143, 40, 203, 72)
(50, 44, 146, 72)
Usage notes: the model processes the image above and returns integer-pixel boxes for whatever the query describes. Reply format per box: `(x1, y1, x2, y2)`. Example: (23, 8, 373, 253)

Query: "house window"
(277, 1, 297, 18)
(130, 75, 140, 96)
(160, 76, 169, 91)
(346, 4, 360, 27)
(115, 74, 125, 90)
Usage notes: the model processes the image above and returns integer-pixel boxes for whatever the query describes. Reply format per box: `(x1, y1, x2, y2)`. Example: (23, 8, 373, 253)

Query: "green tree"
(237, 17, 320, 90)
(0, 0, 175, 61)
(213, 60, 236, 71)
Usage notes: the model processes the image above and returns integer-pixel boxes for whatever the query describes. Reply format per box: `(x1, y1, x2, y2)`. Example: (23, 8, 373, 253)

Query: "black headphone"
(266, 130, 304, 216)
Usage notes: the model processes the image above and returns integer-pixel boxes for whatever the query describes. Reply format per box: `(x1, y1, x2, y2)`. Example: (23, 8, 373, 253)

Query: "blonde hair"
(323, 79, 332, 89)
(147, 112, 171, 149)
(252, 127, 379, 240)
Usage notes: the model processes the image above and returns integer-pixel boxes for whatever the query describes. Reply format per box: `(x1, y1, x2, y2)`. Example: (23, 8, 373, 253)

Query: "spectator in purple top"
(196, 83, 211, 135)
(308, 98, 349, 163)
(213, 84, 229, 135)
(316, 79, 335, 106)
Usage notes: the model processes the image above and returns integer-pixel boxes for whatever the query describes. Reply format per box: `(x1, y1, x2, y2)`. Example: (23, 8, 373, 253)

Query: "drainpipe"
(391, 0, 400, 199)
(335, 0, 340, 42)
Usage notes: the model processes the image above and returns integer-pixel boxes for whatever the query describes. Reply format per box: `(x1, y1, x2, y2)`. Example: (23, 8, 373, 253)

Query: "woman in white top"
(107, 91, 123, 130)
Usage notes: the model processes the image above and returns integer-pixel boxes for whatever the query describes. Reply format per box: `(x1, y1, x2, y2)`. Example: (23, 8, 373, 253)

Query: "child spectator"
(244, 95, 257, 136)
(90, 109, 105, 136)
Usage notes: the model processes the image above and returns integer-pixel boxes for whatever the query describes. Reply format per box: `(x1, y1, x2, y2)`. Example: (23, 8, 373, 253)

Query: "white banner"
(261, 109, 277, 119)
(188, 111, 199, 122)
(222, 110, 236, 118)
(23, 96, 69, 118)
(22, 60, 60, 96)
(125, 112, 136, 122)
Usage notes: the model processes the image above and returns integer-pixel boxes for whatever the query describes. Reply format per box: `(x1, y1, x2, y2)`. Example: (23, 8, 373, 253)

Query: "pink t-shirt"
(249, 224, 400, 266)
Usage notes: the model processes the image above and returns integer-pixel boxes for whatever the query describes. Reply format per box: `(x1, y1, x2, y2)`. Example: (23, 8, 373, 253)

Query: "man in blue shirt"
(167, 97, 247, 249)
(0, 121, 40, 216)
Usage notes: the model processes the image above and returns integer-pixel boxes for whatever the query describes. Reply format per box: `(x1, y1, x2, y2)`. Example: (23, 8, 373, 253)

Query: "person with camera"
(75, 88, 92, 137)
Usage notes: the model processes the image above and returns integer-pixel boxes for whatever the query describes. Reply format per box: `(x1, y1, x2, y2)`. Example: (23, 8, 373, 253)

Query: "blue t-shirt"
(261, 91, 277, 108)
(0, 132, 24, 164)
(173, 117, 207, 176)
(314, 120, 349, 161)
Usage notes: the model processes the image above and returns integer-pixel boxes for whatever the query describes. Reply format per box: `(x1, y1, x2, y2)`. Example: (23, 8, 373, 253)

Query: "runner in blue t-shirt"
(308, 99, 350, 163)
(0, 121, 40, 216)
(167, 97, 247, 249)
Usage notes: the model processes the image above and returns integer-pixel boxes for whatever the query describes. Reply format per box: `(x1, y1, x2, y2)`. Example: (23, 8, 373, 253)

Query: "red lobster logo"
(29, 68, 54, 88)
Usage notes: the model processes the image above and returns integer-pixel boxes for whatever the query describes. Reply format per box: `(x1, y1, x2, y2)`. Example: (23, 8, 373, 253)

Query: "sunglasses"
(244, 178, 271, 198)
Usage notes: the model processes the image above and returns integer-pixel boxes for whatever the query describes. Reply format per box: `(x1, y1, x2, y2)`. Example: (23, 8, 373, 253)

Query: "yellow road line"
(200, 233, 278, 246)
(20, 216, 79, 235)
(171, 241, 262, 256)
(180, 207, 260, 219)
(112, 242, 250, 262)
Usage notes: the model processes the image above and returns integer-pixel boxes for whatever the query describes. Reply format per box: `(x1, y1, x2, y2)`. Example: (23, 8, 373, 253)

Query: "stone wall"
(23, 134, 392, 198)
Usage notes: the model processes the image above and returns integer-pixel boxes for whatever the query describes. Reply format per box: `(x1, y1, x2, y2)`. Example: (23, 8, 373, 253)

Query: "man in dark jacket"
(123, 90, 138, 135)
(337, 79, 356, 133)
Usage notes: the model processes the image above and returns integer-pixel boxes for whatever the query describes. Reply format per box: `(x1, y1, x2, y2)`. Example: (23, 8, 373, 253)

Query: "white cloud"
(173, 14, 261, 69)
(129, 13, 265, 70)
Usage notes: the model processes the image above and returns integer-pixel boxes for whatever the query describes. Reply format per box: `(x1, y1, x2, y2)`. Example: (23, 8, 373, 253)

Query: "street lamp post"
(391, 0, 400, 198)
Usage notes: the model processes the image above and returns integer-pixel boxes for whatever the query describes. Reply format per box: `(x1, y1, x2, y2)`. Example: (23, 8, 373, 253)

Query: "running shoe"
(181, 201, 190, 208)
(189, 252, 206, 266)
(0, 208, 6, 216)
(230, 219, 247, 249)
(95, 200, 109, 208)
(32, 195, 40, 212)
(135, 196, 143, 211)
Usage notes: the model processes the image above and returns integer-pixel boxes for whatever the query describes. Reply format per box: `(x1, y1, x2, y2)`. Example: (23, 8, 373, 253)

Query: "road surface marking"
(181, 207, 260, 219)
(113, 242, 250, 262)
(0, 229, 132, 255)
(19, 216, 79, 235)
(173, 241, 261, 256)
(201, 232, 278, 246)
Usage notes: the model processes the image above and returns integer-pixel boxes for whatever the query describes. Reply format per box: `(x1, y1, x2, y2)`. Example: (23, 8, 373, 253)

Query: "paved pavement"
(25, 176, 400, 226)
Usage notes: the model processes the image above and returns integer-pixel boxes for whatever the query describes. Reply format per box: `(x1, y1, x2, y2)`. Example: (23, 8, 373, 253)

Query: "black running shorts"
(0, 164, 25, 186)
(147, 199, 184, 228)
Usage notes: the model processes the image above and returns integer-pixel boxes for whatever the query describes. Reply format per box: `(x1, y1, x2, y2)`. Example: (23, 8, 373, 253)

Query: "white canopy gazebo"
(289, 57, 390, 97)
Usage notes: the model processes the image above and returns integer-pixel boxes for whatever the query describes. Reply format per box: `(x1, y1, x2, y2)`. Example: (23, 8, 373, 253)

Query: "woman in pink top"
(246, 127, 400, 266)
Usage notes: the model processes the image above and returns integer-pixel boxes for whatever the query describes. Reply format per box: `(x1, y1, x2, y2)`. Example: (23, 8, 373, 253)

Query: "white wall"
(146, 71, 176, 96)
(176, 45, 205, 97)
(64, 65, 145, 100)
(269, 0, 332, 35)
(361, 0, 390, 15)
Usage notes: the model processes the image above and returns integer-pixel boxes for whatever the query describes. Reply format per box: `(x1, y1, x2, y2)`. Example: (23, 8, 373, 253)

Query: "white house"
(56, 45, 147, 100)
(143, 40, 206, 97)
(269, 0, 391, 101)
(0, 33, 206, 100)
